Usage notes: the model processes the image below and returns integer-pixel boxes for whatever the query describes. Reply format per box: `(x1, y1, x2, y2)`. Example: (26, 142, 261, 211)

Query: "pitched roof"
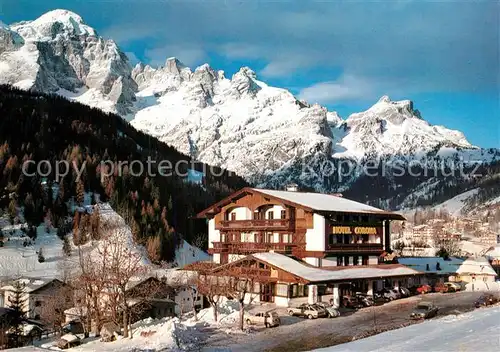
(0, 278, 62, 293)
(197, 187, 404, 219)
(456, 257, 497, 276)
(249, 252, 421, 283)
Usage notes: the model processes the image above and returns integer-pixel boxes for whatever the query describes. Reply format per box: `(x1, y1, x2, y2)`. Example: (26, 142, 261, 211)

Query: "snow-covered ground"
(0, 200, 209, 281)
(32, 300, 244, 351)
(432, 188, 479, 216)
(313, 306, 500, 352)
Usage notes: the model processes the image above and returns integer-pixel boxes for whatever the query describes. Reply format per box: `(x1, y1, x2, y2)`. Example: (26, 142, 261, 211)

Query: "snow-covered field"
(313, 306, 500, 352)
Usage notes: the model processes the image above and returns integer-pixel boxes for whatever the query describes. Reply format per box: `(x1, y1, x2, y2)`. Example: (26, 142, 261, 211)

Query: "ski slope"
(313, 306, 500, 352)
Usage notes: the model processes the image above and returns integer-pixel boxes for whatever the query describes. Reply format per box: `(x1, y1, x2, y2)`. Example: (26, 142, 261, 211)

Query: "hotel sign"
(331, 226, 380, 235)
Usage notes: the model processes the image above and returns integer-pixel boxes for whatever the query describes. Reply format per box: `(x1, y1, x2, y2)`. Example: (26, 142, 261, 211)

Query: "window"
(280, 210, 286, 219)
(283, 234, 289, 243)
(337, 256, 343, 266)
(362, 215, 369, 223)
(253, 211, 260, 220)
(328, 234, 335, 245)
(353, 256, 359, 266)
(362, 255, 368, 265)
(267, 211, 274, 220)
(35, 300, 42, 307)
(266, 233, 273, 243)
(344, 256, 350, 266)
(230, 212, 236, 221)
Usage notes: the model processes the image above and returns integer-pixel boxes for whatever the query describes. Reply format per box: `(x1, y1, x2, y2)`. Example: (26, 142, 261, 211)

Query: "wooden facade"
(198, 188, 403, 264)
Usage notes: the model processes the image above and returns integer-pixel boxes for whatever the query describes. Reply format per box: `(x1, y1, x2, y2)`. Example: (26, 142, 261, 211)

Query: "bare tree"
(189, 262, 226, 323)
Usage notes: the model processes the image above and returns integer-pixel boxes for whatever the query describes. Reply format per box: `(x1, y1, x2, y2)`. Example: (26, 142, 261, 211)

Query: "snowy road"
(202, 292, 486, 352)
(314, 305, 500, 352)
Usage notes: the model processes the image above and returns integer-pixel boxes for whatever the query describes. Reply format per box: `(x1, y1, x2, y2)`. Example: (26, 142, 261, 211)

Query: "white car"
(245, 311, 281, 327)
(288, 304, 328, 319)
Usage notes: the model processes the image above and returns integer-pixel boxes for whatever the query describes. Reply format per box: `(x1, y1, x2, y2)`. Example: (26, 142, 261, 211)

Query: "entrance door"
(260, 284, 274, 302)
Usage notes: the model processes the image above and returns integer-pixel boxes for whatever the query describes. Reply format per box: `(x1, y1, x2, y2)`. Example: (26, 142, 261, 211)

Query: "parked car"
(444, 282, 462, 292)
(398, 287, 411, 297)
(288, 303, 328, 319)
(314, 302, 341, 318)
(245, 310, 281, 327)
(355, 293, 374, 307)
(342, 295, 364, 309)
(378, 289, 400, 301)
(434, 282, 449, 293)
(474, 294, 499, 308)
(410, 302, 439, 320)
(416, 284, 432, 294)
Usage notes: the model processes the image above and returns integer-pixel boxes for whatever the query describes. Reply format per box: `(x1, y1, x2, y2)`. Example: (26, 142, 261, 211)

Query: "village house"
(396, 256, 497, 287)
(64, 276, 176, 328)
(0, 278, 71, 322)
(410, 224, 434, 243)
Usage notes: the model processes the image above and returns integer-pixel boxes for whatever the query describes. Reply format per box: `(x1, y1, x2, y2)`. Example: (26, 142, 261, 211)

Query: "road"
(200, 291, 486, 352)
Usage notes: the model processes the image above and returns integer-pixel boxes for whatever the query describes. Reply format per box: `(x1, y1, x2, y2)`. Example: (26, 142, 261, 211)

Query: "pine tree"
(8, 280, 27, 348)
(62, 236, 71, 257)
(76, 180, 85, 206)
(38, 247, 45, 263)
(146, 235, 162, 263)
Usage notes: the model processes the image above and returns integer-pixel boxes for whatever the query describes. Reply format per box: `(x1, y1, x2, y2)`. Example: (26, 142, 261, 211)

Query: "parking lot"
(201, 291, 489, 352)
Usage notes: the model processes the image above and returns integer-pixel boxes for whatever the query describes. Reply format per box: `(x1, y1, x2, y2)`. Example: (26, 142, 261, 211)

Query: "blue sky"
(1, 0, 498, 148)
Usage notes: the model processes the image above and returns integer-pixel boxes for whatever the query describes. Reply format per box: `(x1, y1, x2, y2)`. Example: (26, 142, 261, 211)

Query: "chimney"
(285, 183, 299, 192)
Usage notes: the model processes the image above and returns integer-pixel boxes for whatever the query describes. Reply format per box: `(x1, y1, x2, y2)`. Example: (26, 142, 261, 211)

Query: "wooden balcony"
(219, 219, 293, 231)
(326, 243, 383, 253)
(211, 241, 296, 254)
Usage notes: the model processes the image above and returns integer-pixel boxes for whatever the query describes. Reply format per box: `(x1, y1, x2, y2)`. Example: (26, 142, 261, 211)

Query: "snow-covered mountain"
(1, 10, 499, 209)
(0, 10, 136, 114)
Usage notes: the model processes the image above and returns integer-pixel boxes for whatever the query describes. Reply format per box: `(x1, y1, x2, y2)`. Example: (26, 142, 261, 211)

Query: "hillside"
(0, 85, 246, 263)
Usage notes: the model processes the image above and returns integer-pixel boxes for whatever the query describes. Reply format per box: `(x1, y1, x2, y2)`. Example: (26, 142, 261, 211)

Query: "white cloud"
(298, 75, 374, 104)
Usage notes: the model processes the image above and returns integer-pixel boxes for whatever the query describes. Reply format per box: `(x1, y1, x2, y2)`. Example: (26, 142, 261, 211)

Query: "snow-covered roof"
(198, 187, 404, 219)
(60, 333, 80, 342)
(251, 252, 421, 283)
(456, 257, 497, 276)
(485, 245, 500, 259)
(0, 278, 54, 293)
(253, 189, 402, 217)
(397, 256, 497, 276)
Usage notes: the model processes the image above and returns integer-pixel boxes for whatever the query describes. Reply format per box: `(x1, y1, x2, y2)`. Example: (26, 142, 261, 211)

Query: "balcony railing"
(219, 219, 293, 231)
(326, 243, 383, 253)
(211, 241, 295, 254)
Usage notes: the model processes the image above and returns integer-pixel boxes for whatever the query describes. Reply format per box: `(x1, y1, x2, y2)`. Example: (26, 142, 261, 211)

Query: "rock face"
(0, 9, 137, 114)
(2, 10, 499, 209)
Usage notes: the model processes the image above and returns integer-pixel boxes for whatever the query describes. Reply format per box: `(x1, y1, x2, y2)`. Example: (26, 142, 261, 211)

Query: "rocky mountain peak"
(164, 57, 188, 75)
(12, 9, 96, 40)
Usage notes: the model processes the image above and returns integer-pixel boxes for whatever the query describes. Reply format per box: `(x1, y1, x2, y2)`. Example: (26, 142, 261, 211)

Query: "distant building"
(397, 256, 497, 286)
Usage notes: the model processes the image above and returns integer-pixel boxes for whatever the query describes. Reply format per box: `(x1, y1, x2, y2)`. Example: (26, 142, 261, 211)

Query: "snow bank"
(313, 306, 500, 352)
(185, 299, 240, 327)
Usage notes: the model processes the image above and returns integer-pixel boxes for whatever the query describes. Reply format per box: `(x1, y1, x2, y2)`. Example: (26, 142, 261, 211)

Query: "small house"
(100, 322, 120, 342)
(56, 333, 81, 349)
